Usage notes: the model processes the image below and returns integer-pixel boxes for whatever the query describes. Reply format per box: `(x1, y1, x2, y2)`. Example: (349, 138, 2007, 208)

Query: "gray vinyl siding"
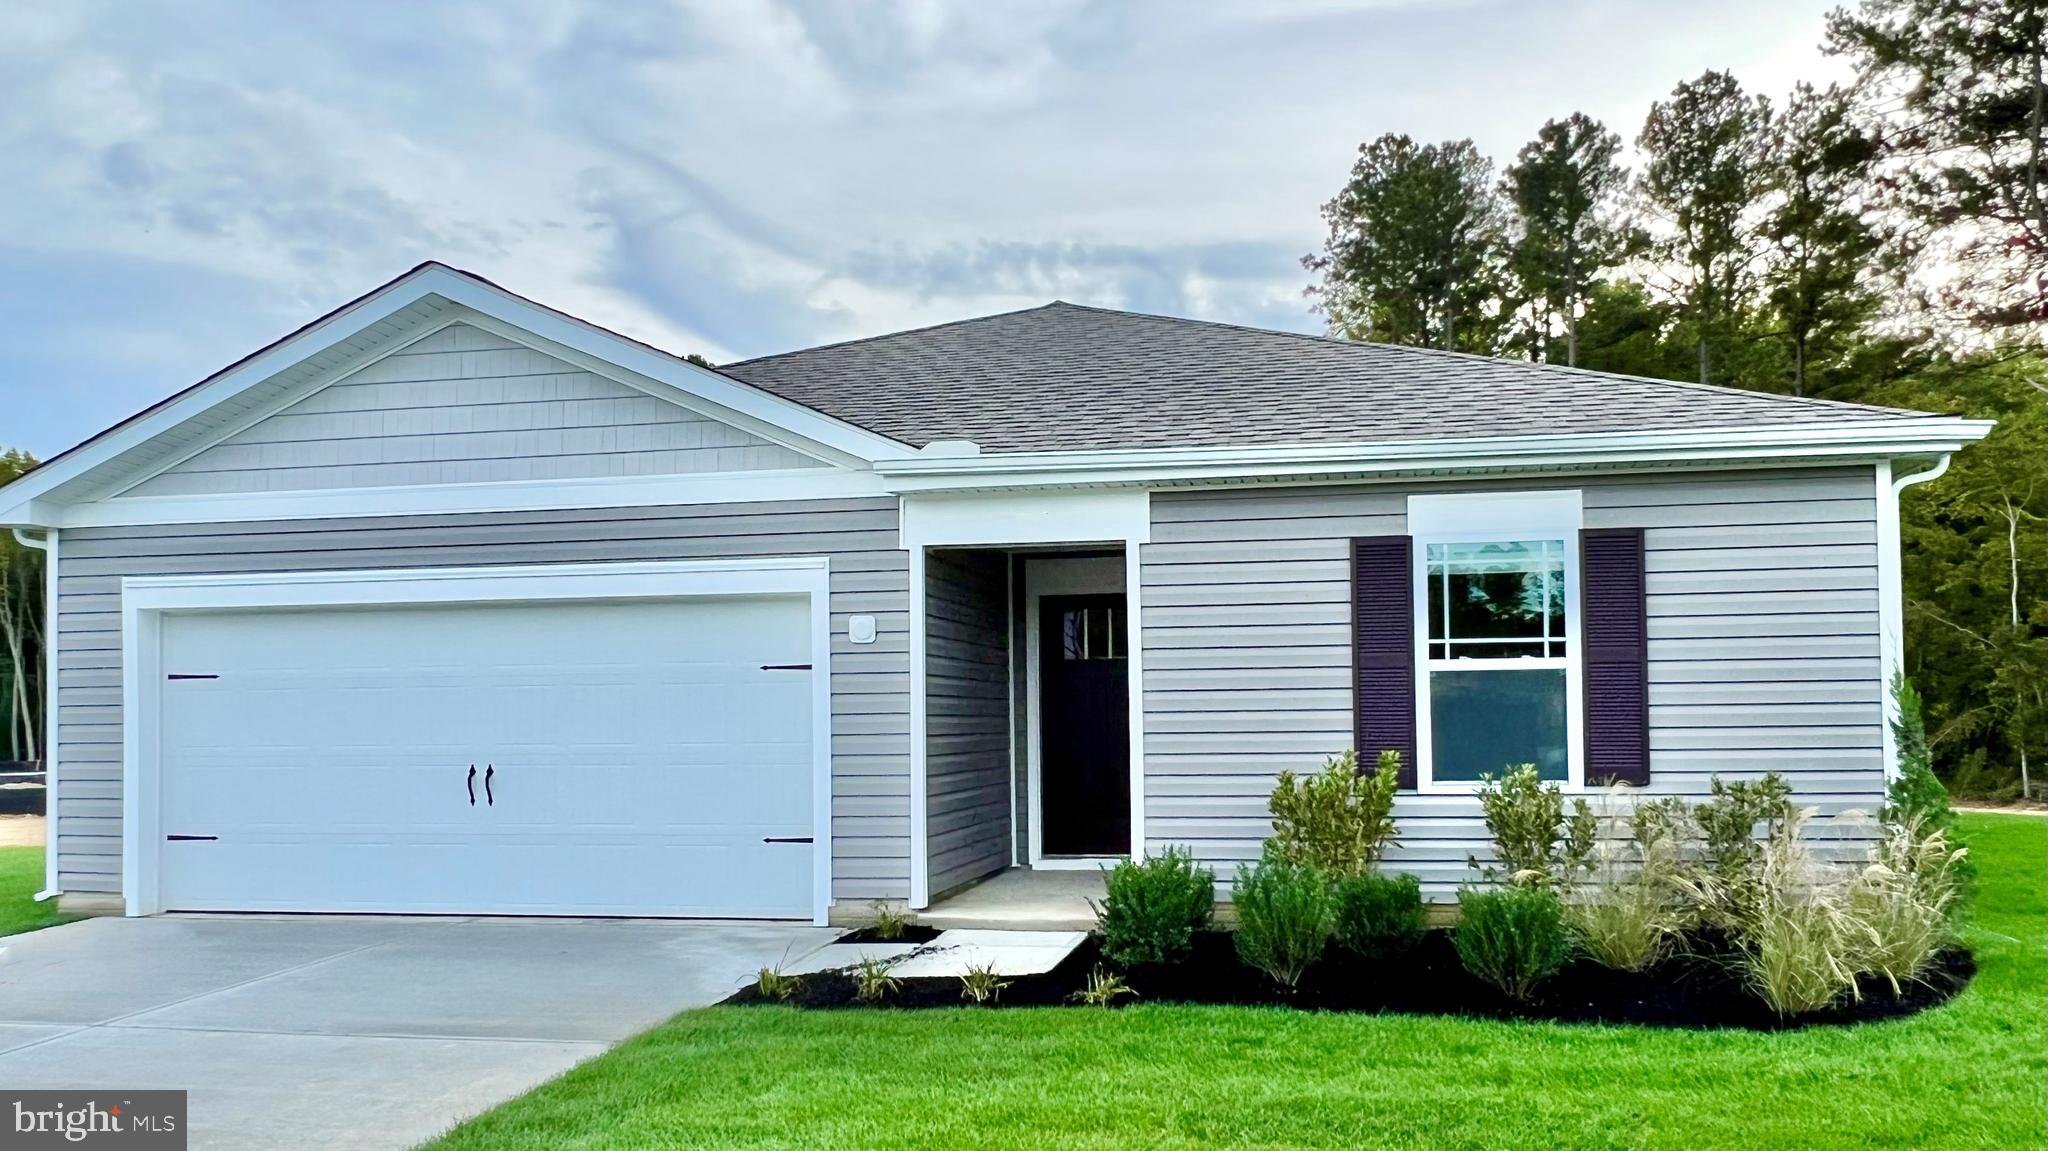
(51, 497, 910, 903)
(924, 550, 1013, 896)
(122, 323, 823, 497)
(1141, 466, 1884, 898)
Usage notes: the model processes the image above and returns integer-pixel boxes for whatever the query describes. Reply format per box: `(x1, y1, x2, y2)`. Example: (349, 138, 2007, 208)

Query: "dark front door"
(1038, 594, 1131, 856)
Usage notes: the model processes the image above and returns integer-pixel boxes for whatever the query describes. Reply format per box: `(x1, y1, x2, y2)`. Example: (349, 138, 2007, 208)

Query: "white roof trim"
(0, 264, 916, 525)
(56, 468, 890, 529)
(874, 418, 1995, 492)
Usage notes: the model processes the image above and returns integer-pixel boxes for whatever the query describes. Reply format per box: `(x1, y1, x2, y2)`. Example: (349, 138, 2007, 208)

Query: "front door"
(1038, 594, 1131, 856)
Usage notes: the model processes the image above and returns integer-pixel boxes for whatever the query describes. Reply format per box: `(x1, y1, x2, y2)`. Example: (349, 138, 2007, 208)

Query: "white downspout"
(1877, 456, 1952, 781)
(11, 526, 59, 902)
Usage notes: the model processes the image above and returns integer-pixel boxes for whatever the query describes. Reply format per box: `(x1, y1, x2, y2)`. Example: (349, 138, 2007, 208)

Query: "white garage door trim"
(120, 557, 835, 923)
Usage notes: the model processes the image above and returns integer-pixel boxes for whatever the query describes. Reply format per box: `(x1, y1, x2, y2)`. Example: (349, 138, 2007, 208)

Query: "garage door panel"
(155, 594, 817, 918)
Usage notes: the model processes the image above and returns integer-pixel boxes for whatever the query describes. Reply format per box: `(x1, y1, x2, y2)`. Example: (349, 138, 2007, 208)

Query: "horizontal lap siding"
(54, 497, 911, 903)
(1141, 468, 1884, 898)
(924, 551, 1012, 897)
(123, 323, 822, 497)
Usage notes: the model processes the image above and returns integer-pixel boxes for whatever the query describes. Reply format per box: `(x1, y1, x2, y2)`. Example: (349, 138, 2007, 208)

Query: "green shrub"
(1694, 774, 1794, 880)
(1268, 749, 1402, 877)
(1454, 884, 1571, 1001)
(1093, 847, 1216, 968)
(1884, 673, 1954, 832)
(1232, 848, 1333, 989)
(1566, 795, 1686, 972)
(1332, 871, 1426, 961)
(1470, 765, 1596, 888)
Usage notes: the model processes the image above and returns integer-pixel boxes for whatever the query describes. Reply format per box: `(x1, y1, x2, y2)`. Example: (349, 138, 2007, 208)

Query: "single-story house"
(0, 263, 1990, 925)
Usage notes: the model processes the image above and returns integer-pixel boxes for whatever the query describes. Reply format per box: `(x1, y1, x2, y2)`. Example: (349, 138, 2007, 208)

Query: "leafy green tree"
(1305, 134, 1509, 352)
(1504, 113, 1633, 366)
(1872, 354, 2048, 797)
(1760, 83, 1886, 395)
(1638, 71, 1774, 385)
(1828, 0, 2048, 335)
(0, 449, 43, 764)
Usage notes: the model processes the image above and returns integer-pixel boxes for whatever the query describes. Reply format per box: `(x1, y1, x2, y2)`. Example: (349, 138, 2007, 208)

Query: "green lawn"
(425, 814, 2046, 1151)
(0, 844, 72, 937)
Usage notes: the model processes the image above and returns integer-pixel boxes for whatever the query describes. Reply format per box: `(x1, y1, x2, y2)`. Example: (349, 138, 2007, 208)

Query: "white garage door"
(154, 594, 816, 918)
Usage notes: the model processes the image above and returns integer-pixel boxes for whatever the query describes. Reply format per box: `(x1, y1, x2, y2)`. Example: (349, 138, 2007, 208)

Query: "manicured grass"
(425, 814, 2046, 1151)
(0, 844, 72, 937)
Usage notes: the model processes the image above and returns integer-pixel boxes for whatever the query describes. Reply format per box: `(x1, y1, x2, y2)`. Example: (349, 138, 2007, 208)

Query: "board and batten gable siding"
(1141, 467, 1884, 897)
(51, 498, 911, 903)
(923, 550, 1014, 897)
(121, 322, 824, 497)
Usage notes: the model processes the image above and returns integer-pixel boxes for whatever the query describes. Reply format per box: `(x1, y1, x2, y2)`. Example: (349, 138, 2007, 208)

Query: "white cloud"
(1, 0, 1844, 455)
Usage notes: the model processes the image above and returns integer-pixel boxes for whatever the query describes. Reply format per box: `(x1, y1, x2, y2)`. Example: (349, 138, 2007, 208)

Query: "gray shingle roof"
(720, 302, 1928, 453)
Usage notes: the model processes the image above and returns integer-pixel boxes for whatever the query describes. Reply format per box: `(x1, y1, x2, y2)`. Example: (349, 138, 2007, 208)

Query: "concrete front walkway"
(0, 915, 835, 1150)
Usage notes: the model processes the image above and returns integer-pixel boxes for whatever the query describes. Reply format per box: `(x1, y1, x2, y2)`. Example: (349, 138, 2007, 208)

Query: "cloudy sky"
(1, 0, 1849, 458)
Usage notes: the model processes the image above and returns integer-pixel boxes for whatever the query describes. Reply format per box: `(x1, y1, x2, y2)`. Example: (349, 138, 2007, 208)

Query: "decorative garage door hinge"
(759, 663, 813, 671)
(166, 673, 220, 680)
(165, 834, 218, 841)
(762, 836, 814, 844)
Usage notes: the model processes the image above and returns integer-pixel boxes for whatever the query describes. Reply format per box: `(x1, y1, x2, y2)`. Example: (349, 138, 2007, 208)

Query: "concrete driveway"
(0, 915, 836, 1150)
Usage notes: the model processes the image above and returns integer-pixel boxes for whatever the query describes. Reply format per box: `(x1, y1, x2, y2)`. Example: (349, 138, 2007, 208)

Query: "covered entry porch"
(901, 489, 1151, 917)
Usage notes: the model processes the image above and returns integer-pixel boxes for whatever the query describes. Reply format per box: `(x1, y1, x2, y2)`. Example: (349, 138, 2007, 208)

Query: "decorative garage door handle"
(466, 765, 477, 806)
(485, 764, 495, 807)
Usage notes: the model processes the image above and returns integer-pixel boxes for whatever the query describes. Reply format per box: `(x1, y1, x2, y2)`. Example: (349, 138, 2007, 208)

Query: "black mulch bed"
(832, 924, 945, 945)
(724, 929, 1974, 1030)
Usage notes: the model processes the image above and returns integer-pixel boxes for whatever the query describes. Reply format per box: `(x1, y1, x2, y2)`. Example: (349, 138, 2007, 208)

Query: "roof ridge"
(725, 302, 1066, 368)
(1045, 300, 1927, 419)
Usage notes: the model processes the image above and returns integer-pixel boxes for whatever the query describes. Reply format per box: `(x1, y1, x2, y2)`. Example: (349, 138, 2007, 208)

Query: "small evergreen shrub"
(1093, 847, 1216, 968)
(1232, 848, 1333, 989)
(1470, 764, 1596, 888)
(1268, 749, 1403, 877)
(1454, 885, 1571, 1001)
(1332, 871, 1427, 961)
(1883, 674, 1954, 833)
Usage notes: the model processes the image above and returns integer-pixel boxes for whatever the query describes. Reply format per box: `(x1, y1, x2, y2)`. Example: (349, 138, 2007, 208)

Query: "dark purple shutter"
(1351, 535, 1417, 788)
(1581, 527, 1650, 786)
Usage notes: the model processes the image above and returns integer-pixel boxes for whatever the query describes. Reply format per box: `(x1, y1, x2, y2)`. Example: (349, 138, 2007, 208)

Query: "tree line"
(1305, 0, 2045, 797)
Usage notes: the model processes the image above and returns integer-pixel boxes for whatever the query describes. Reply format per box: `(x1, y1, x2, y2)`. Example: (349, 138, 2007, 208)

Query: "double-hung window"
(1409, 492, 1585, 791)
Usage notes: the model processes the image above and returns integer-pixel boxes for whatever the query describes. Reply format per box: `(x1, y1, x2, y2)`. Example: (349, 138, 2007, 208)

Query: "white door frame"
(1023, 556, 1132, 870)
(120, 557, 836, 924)
(899, 489, 1150, 906)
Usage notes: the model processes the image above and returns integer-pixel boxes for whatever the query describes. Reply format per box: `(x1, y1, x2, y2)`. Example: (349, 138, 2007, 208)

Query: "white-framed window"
(1408, 491, 1585, 792)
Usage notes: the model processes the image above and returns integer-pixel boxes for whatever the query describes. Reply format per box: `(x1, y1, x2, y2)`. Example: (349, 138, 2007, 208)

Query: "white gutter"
(873, 418, 1994, 491)
(10, 527, 57, 902)
(1876, 454, 1954, 781)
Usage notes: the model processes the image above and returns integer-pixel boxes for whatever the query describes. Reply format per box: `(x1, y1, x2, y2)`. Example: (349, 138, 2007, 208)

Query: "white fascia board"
(421, 273, 916, 465)
(122, 556, 831, 612)
(56, 468, 889, 529)
(874, 419, 1995, 492)
(899, 488, 1151, 549)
